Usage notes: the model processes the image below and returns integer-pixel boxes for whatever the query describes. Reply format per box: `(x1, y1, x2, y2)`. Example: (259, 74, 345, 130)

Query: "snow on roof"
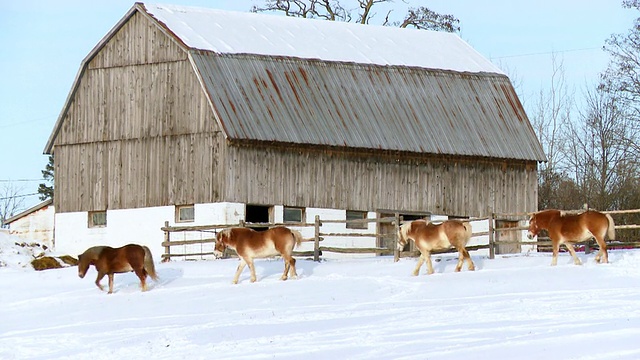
(144, 3, 504, 74)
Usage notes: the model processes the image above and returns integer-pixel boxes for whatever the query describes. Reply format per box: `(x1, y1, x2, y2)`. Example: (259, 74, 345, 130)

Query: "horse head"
(77, 253, 90, 278)
(396, 222, 412, 251)
(214, 229, 230, 258)
(527, 213, 540, 240)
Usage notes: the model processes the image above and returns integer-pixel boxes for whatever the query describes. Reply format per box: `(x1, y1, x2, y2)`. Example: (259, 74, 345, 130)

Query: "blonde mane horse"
(397, 219, 475, 276)
(214, 226, 303, 284)
(527, 209, 615, 266)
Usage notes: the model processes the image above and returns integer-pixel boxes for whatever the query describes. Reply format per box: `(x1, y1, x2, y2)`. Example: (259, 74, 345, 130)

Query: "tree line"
(533, 1, 639, 212)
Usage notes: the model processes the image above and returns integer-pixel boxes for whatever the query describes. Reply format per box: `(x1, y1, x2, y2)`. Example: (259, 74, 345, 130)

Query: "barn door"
(495, 220, 521, 254)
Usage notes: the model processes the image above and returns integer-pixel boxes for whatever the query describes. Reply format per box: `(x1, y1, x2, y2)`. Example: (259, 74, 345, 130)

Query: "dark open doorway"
(245, 204, 271, 231)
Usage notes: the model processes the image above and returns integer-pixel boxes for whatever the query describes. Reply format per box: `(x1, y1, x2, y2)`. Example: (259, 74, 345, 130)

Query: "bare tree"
(564, 86, 631, 211)
(252, 0, 460, 32)
(0, 182, 26, 228)
(529, 54, 575, 209)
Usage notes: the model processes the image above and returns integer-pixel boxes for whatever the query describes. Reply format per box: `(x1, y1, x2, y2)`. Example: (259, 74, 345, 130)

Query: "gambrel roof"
(45, 2, 546, 162)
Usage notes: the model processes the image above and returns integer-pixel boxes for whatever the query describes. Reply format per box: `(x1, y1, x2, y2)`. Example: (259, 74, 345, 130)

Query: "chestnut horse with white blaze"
(397, 219, 475, 276)
(77, 244, 158, 294)
(527, 209, 615, 266)
(214, 226, 303, 284)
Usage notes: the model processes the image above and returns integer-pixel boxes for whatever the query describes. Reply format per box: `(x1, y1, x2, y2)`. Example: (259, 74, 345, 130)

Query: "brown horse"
(527, 209, 615, 266)
(214, 226, 303, 284)
(78, 244, 158, 294)
(397, 219, 475, 276)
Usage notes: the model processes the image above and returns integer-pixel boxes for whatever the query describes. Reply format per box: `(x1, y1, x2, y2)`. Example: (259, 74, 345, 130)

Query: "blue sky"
(0, 0, 636, 209)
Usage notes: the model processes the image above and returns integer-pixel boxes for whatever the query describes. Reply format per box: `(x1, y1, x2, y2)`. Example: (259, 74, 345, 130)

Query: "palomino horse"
(397, 219, 475, 276)
(527, 209, 615, 266)
(214, 226, 303, 284)
(78, 244, 158, 294)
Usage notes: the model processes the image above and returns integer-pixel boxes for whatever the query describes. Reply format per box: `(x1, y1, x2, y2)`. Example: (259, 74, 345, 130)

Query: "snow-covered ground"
(1, 232, 640, 360)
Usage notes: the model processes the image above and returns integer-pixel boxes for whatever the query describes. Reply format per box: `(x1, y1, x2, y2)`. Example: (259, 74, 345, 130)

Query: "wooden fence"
(161, 209, 640, 262)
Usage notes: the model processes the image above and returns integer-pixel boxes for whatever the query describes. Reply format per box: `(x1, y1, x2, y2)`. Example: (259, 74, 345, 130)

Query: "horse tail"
(290, 229, 303, 248)
(142, 246, 159, 281)
(461, 221, 473, 241)
(605, 213, 616, 241)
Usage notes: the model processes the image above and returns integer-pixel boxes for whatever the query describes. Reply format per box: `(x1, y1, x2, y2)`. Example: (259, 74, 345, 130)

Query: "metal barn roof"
(45, 3, 546, 162)
(144, 3, 504, 75)
(191, 52, 546, 161)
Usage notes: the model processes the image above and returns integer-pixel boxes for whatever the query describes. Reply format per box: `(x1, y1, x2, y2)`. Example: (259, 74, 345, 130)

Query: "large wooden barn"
(44, 2, 546, 258)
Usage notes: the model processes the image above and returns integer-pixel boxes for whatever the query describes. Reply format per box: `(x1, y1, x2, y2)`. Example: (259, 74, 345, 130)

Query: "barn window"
(176, 205, 195, 223)
(284, 207, 304, 223)
(346, 210, 368, 229)
(88, 211, 107, 228)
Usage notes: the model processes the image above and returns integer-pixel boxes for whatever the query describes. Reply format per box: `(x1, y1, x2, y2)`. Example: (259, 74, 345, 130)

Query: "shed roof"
(4, 199, 53, 225)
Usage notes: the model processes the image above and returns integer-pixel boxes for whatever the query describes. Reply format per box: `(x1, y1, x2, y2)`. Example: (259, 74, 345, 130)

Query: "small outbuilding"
(4, 199, 55, 248)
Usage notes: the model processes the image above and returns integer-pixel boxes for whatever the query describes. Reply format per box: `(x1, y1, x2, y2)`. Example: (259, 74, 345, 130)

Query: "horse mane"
(399, 221, 418, 242)
(80, 246, 108, 261)
(218, 228, 233, 242)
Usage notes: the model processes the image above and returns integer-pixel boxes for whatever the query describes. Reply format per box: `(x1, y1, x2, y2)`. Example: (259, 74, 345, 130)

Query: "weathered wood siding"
(55, 134, 224, 212)
(53, 12, 225, 212)
(223, 145, 538, 216)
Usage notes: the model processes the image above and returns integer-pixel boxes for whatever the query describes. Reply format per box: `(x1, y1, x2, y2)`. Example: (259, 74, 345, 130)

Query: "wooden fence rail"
(161, 208, 640, 262)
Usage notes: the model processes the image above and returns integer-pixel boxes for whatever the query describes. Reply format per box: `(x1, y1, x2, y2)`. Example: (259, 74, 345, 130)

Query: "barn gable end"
(49, 8, 225, 212)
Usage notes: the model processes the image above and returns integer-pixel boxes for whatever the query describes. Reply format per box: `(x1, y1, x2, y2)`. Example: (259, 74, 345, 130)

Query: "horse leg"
(462, 248, 475, 271)
(107, 273, 115, 294)
(288, 257, 298, 279)
(593, 235, 609, 264)
(563, 243, 582, 265)
(232, 259, 247, 284)
(94, 272, 106, 291)
(281, 255, 297, 280)
(551, 239, 560, 266)
(246, 258, 258, 283)
(455, 250, 464, 272)
(281, 256, 291, 281)
(412, 254, 425, 276)
(425, 252, 435, 275)
(135, 268, 148, 291)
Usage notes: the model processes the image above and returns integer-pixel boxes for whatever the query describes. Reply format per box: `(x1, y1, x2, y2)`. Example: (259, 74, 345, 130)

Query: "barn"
(44, 2, 546, 259)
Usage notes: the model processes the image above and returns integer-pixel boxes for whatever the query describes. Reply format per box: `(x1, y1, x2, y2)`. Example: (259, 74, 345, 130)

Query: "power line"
(0, 115, 56, 129)
(0, 179, 42, 182)
(0, 193, 39, 201)
(490, 47, 601, 60)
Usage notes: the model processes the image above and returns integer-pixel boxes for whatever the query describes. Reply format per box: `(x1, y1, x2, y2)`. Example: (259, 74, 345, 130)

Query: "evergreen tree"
(38, 155, 54, 201)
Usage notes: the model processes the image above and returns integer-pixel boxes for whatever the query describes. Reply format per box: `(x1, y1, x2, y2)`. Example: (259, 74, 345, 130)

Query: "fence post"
(488, 213, 495, 260)
(162, 221, 170, 263)
(394, 213, 401, 262)
(584, 239, 592, 254)
(314, 215, 321, 262)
